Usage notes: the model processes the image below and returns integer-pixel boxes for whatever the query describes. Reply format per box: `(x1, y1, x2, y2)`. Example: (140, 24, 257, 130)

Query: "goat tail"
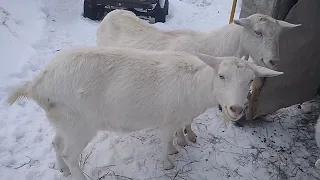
(7, 81, 31, 106)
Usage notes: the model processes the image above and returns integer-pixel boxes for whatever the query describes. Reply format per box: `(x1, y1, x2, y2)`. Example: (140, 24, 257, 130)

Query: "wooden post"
(229, 0, 238, 24)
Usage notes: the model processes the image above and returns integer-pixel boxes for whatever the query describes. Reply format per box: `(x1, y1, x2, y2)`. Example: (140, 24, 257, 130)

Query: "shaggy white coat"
(7, 46, 284, 180)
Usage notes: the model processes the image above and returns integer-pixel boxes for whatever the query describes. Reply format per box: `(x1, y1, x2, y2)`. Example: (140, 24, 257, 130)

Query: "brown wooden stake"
(229, 0, 238, 24)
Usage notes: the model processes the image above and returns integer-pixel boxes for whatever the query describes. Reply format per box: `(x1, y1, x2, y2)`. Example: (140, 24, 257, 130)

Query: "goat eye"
(249, 80, 254, 84)
(219, 75, 225, 80)
(254, 31, 262, 36)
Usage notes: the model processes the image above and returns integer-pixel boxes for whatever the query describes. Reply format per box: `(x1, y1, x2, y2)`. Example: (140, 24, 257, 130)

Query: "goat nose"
(229, 105, 244, 115)
(269, 59, 280, 69)
(269, 60, 276, 66)
(269, 60, 278, 66)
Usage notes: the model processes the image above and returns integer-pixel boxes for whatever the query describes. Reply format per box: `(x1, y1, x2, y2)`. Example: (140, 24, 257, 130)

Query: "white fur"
(96, 9, 300, 144)
(7, 46, 283, 180)
(97, 9, 301, 70)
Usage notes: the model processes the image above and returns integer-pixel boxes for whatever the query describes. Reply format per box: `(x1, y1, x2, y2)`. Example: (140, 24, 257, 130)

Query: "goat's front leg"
(160, 125, 179, 170)
(176, 123, 196, 146)
(176, 128, 187, 147)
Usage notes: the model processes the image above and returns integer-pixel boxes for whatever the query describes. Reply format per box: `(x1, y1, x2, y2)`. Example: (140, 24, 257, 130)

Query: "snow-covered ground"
(1, 0, 320, 179)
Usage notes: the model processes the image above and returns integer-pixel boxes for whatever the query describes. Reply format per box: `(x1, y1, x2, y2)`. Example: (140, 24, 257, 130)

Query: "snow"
(0, 0, 320, 180)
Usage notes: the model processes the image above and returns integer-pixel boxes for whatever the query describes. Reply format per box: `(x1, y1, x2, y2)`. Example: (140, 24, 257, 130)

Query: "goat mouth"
(219, 104, 240, 121)
(270, 61, 278, 69)
(224, 106, 238, 121)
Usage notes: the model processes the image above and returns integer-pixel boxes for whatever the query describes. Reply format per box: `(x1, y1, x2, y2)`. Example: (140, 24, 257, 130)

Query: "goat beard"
(218, 104, 232, 127)
(223, 114, 232, 128)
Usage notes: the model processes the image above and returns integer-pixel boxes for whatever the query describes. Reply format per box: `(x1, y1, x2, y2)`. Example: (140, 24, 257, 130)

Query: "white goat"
(315, 116, 320, 168)
(97, 9, 300, 70)
(96, 9, 300, 145)
(7, 46, 283, 180)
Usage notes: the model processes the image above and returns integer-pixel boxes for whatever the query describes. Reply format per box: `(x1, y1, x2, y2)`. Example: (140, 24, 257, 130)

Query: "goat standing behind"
(97, 9, 301, 70)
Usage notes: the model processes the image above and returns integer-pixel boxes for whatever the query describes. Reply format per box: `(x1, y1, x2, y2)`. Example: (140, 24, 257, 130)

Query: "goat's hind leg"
(47, 110, 71, 176)
(60, 129, 94, 180)
(48, 107, 93, 180)
(160, 125, 181, 170)
(52, 133, 71, 176)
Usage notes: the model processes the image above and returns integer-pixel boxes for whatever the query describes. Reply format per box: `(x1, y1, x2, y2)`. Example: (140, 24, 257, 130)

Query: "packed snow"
(1, 0, 320, 180)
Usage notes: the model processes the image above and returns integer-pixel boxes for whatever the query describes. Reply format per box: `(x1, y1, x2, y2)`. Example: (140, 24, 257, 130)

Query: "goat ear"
(195, 53, 223, 69)
(233, 18, 252, 28)
(276, 20, 301, 30)
(248, 62, 284, 77)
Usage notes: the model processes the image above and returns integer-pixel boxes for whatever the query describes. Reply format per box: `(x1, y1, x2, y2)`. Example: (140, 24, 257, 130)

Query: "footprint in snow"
(18, 100, 26, 107)
(0, 145, 6, 153)
(33, 134, 43, 143)
(25, 169, 42, 180)
(13, 128, 26, 142)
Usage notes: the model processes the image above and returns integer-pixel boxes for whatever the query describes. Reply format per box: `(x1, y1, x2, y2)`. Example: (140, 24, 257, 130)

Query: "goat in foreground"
(7, 46, 284, 180)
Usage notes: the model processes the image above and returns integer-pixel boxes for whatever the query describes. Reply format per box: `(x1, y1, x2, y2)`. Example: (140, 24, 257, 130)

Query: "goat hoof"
(163, 160, 174, 170)
(60, 167, 71, 176)
(188, 135, 197, 143)
(177, 139, 187, 147)
(168, 148, 178, 155)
